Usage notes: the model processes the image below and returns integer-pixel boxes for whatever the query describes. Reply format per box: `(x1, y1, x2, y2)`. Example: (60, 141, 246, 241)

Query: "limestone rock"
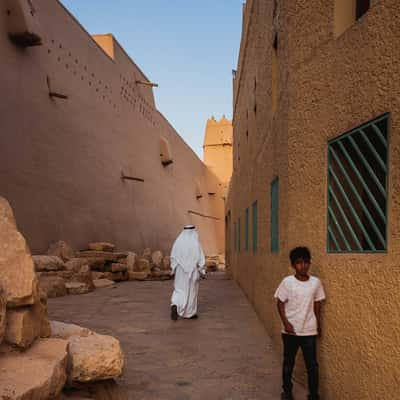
(126, 252, 137, 272)
(0, 338, 68, 399)
(128, 271, 149, 281)
(135, 258, 151, 273)
(93, 279, 115, 289)
(109, 272, 128, 282)
(111, 263, 127, 273)
(47, 241, 75, 262)
(38, 270, 74, 280)
(81, 257, 106, 271)
(161, 255, 171, 271)
(39, 275, 67, 298)
(66, 282, 90, 295)
(0, 196, 37, 307)
(88, 242, 116, 252)
(66, 258, 90, 273)
(50, 320, 91, 339)
(205, 255, 219, 272)
(77, 251, 123, 262)
(151, 250, 163, 268)
(68, 333, 124, 383)
(5, 305, 41, 349)
(92, 271, 106, 280)
(33, 255, 66, 272)
(0, 287, 6, 344)
(70, 265, 95, 291)
(142, 248, 152, 262)
(147, 270, 172, 281)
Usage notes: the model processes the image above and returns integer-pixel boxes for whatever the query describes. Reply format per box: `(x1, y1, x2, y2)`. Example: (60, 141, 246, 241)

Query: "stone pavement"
(48, 272, 307, 400)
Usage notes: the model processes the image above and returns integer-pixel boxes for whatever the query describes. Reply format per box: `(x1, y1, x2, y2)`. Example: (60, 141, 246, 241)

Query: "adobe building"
(203, 116, 233, 195)
(226, 1, 400, 399)
(0, 0, 225, 256)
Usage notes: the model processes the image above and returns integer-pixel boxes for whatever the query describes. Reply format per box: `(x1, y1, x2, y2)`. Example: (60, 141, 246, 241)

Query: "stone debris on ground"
(47, 240, 75, 262)
(0, 196, 125, 400)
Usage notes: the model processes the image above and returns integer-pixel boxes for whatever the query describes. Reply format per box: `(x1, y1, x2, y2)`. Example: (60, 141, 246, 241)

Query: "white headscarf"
(170, 225, 205, 273)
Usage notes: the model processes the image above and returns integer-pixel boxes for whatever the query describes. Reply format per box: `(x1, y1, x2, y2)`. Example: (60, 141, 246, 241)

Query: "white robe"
(170, 227, 205, 318)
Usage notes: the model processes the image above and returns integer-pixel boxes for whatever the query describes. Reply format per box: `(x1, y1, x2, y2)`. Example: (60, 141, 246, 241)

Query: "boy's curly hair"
(289, 246, 311, 265)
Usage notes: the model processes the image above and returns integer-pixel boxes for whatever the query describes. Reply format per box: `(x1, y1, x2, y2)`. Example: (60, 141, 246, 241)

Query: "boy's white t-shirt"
(274, 275, 326, 336)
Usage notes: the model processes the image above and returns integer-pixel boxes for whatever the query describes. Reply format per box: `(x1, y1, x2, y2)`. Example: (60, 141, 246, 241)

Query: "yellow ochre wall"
(226, 1, 400, 399)
(0, 0, 224, 256)
(203, 116, 233, 195)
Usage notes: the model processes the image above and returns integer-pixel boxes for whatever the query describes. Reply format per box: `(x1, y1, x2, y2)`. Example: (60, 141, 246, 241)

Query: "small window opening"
(273, 32, 278, 50)
(356, 0, 370, 20)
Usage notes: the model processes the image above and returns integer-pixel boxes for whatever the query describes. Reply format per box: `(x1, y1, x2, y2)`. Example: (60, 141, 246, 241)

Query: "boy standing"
(274, 247, 326, 400)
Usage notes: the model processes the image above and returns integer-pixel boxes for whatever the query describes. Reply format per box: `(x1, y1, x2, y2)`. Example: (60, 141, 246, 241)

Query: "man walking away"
(170, 225, 206, 320)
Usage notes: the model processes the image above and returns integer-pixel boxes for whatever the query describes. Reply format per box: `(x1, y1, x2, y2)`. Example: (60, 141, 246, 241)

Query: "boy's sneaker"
(281, 392, 294, 400)
(171, 305, 178, 321)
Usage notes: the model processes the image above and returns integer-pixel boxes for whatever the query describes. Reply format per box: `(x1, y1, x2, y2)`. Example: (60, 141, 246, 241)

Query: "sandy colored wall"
(226, 1, 400, 399)
(0, 0, 224, 256)
(203, 117, 233, 195)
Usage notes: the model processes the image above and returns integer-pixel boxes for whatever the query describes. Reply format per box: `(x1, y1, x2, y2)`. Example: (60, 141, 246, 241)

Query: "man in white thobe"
(170, 225, 206, 320)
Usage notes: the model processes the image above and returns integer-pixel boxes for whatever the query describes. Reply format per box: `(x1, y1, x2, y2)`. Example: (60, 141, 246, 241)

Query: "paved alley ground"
(49, 272, 307, 400)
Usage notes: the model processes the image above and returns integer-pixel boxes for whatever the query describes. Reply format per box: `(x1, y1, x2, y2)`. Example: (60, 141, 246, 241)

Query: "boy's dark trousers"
(282, 334, 319, 400)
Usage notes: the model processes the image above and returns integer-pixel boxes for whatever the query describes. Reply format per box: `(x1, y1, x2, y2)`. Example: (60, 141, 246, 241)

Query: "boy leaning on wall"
(274, 246, 326, 400)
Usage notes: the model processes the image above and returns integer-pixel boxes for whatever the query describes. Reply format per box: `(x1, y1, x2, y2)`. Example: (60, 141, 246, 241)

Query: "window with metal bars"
(238, 218, 241, 252)
(327, 114, 389, 252)
(233, 221, 237, 252)
(245, 208, 249, 251)
(252, 201, 258, 253)
(271, 178, 279, 253)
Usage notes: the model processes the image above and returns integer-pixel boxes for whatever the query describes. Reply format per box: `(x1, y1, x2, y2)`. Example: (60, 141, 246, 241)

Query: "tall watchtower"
(203, 116, 233, 194)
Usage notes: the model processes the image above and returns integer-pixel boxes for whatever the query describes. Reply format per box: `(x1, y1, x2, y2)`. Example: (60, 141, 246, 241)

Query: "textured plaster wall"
(0, 0, 224, 256)
(203, 117, 233, 194)
(226, 0, 400, 399)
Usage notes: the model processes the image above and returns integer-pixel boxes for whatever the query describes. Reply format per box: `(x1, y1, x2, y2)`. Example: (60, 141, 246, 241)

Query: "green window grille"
(238, 218, 241, 252)
(252, 201, 258, 253)
(245, 208, 249, 251)
(233, 221, 237, 252)
(271, 178, 279, 252)
(327, 113, 389, 252)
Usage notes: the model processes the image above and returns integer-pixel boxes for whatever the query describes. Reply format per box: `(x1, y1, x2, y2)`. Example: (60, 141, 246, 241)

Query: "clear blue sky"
(60, 0, 243, 158)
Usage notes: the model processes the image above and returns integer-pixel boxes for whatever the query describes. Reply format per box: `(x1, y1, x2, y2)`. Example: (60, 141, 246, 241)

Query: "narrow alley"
(48, 273, 307, 400)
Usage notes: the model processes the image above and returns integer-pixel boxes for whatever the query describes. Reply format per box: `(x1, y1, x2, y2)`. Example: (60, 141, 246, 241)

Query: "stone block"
(151, 250, 163, 268)
(128, 271, 149, 281)
(33, 255, 66, 272)
(68, 333, 124, 383)
(47, 240, 75, 262)
(126, 252, 137, 272)
(111, 263, 127, 273)
(0, 196, 37, 307)
(65, 282, 90, 295)
(161, 255, 171, 271)
(0, 338, 68, 399)
(88, 242, 116, 252)
(93, 279, 115, 289)
(39, 275, 67, 298)
(135, 258, 151, 273)
(65, 258, 90, 273)
(50, 320, 91, 339)
(5, 305, 41, 349)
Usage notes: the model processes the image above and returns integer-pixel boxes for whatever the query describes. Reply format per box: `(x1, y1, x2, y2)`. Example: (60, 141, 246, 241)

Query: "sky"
(60, 0, 243, 158)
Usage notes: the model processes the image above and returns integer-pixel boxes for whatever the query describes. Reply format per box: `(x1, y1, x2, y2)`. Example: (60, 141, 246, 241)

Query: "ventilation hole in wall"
(103, 95, 105, 100)
(96, 88, 99, 92)
(73, 71, 77, 75)
(68, 52, 71, 56)
(48, 49, 51, 54)
(81, 76, 84, 80)
(59, 44, 62, 49)
(84, 66, 87, 71)
(89, 81, 91, 86)
(65, 64, 69, 69)
(57, 57, 61, 62)
(75, 59, 78, 64)
(51, 39, 54, 44)
(91, 73, 94, 78)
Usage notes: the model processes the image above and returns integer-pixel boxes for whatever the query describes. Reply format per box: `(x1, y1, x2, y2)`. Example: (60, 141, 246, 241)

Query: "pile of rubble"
(0, 197, 124, 399)
(35, 241, 172, 299)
